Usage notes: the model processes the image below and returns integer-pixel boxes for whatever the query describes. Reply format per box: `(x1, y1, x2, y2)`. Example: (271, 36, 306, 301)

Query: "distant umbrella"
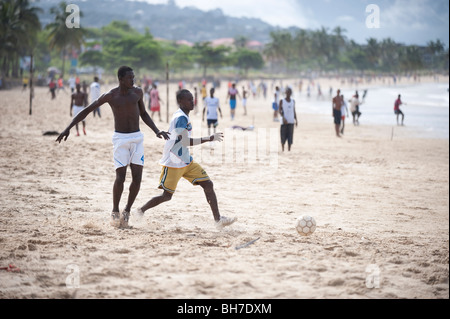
(47, 66, 61, 74)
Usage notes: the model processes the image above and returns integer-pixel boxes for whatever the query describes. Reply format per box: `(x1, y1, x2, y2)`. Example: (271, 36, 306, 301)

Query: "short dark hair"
(94, 76, 99, 82)
(117, 66, 133, 80)
(176, 89, 191, 102)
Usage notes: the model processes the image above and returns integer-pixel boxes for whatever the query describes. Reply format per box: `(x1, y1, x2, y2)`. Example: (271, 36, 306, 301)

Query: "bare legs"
(151, 111, 162, 121)
(140, 180, 220, 222)
(199, 180, 220, 221)
(396, 111, 404, 126)
(75, 121, 86, 136)
(113, 164, 143, 214)
(340, 118, 346, 135)
(335, 124, 341, 137)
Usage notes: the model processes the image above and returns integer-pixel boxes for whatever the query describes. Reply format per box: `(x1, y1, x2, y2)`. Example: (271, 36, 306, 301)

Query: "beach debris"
(235, 237, 260, 250)
(43, 131, 60, 136)
(231, 125, 254, 131)
(0, 264, 21, 273)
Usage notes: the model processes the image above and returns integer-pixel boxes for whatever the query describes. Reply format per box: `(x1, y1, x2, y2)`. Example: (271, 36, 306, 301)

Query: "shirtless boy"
(56, 66, 170, 228)
(70, 83, 88, 136)
(332, 89, 343, 137)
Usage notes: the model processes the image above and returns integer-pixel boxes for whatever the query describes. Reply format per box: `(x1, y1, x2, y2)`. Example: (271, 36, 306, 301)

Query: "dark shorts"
(333, 109, 341, 125)
(352, 105, 361, 117)
(280, 124, 294, 145)
(207, 119, 218, 127)
(394, 109, 403, 115)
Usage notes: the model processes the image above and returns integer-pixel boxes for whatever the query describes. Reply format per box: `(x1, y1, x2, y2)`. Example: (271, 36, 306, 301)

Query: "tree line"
(264, 27, 448, 73)
(1, 0, 448, 83)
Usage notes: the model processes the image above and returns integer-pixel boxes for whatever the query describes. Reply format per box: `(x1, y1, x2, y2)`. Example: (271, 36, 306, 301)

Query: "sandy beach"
(0, 76, 448, 299)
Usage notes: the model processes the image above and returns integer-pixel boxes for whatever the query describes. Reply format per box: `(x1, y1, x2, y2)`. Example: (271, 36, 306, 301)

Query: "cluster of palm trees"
(1, 0, 448, 82)
(0, 0, 41, 78)
(1, 0, 84, 79)
(263, 27, 448, 74)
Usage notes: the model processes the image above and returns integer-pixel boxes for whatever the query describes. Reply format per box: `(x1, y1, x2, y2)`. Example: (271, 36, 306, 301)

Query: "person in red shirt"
(49, 78, 56, 100)
(394, 94, 405, 126)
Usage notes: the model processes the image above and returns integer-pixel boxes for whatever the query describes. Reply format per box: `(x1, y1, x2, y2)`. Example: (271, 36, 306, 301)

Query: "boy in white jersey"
(279, 87, 298, 151)
(135, 89, 237, 229)
(202, 88, 223, 135)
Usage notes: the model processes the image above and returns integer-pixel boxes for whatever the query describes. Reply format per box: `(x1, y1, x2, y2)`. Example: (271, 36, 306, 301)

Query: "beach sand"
(0, 77, 448, 299)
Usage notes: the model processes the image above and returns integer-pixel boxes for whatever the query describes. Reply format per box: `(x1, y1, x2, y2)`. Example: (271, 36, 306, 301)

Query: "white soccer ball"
(296, 215, 316, 236)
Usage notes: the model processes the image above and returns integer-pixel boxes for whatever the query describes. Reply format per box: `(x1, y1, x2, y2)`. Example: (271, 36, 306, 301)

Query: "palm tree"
(332, 27, 347, 53)
(230, 48, 264, 77)
(264, 30, 294, 73)
(427, 40, 445, 69)
(399, 45, 423, 71)
(193, 42, 230, 78)
(46, 1, 85, 77)
(379, 38, 400, 71)
(365, 38, 380, 69)
(293, 29, 312, 69)
(310, 27, 331, 70)
(0, 0, 41, 77)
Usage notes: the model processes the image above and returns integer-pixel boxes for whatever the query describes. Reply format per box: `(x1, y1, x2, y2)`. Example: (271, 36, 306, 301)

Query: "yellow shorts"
(158, 161, 210, 193)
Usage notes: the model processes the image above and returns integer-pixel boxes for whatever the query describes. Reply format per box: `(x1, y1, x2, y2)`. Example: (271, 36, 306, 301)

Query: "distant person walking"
(273, 86, 281, 121)
(201, 83, 207, 105)
(349, 91, 362, 125)
(279, 87, 297, 151)
(203, 88, 223, 136)
(57, 76, 67, 94)
(340, 94, 349, 135)
(332, 89, 343, 137)
(150, 83, 163, 122)
(70, 83, 88, 136)
(394, 94, 405, 126)
(90, 76, 102, 118)
(49, 78, 56, 100)
(226, 83, 241, 121)
(242, 86, 248, 115)
(68, 75, 76, 93)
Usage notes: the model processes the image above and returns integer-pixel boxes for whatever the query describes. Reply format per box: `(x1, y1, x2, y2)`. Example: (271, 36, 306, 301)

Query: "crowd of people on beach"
(19, 69, 414, 153)
(3, 66, 432, 232)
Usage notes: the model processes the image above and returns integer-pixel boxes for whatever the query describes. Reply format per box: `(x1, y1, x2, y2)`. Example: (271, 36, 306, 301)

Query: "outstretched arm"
(56, 93, 109, 143)
(189, 132, 223, 146)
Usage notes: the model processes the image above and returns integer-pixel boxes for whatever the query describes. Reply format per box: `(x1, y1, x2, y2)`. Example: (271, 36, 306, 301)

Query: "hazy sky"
(137, 0, 449, 46)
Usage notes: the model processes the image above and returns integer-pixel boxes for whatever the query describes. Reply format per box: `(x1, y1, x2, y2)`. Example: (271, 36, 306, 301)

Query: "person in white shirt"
(202, 88, 223, 135)
(90, 76, 102, 118)
(68, 76, 76, 93)
(349, 92, 362, 125)
(134, 89, 237, 229)
(279, 87, 298, 152)
(340, 94, 349, 135)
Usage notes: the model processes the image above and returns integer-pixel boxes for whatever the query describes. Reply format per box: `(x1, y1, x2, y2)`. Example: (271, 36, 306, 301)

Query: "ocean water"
(296, 82, 449, 139)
